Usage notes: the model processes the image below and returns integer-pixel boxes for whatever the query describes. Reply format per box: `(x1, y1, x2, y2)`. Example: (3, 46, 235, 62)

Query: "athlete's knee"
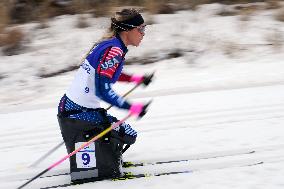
(111, 122, 137, 145)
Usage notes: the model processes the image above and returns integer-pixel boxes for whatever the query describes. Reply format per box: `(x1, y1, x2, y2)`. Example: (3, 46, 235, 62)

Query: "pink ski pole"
(17, 114, 132, 189)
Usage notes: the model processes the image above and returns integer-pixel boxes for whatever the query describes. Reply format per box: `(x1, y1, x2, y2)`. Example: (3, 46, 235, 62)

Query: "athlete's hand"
(129, 101, 152, 118)
(130, 72, 155, 86)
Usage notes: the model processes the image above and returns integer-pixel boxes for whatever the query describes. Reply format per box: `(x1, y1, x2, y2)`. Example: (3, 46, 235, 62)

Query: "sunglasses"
(136, 25, 146, 34)
(121, 23, 147, 34)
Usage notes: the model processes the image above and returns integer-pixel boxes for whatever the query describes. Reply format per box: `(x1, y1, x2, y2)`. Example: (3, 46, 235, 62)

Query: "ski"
(123, 150, 255, 168)
(39, 171, 190, 189)
(30, 149, 256, 180)
(40, 161, 263, 189)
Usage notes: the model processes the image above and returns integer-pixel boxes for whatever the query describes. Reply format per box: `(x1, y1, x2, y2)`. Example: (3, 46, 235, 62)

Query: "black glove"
(138, 100, 152, 118)
(142, 72, 155, 86)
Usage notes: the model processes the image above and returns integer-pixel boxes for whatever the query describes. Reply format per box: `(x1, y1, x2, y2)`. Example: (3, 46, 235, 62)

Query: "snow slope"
(0, 3, 284, 189)
(1, 84, 284, 189)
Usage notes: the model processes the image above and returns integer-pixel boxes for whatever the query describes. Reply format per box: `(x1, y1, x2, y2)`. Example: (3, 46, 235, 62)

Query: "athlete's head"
(104, 9, 146, 47)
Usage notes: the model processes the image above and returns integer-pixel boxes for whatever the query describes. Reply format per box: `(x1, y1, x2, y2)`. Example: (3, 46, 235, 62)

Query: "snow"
(0, 3, 284, 189)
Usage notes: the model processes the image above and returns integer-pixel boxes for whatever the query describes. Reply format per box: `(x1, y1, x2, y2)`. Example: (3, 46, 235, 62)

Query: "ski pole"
(29, 82, 144, 168)
(17, 114, 132, 189)
(29, 141, 64, 168)
(106, 82, 142, 110)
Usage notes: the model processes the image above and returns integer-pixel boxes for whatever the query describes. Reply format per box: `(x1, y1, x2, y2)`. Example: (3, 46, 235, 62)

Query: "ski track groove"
(0, 130, 60, 144)
(0, 103, 283, 145)
(0, 137, 62, 151)
(0, 124, 58, 138)
(2, 112, 280, 152)
(3, 144, 284, 182)
(0, 115, 283, 150)
(138, 114, 284, 133)
(146, 103, 284, 122)
(139, 107, 284, 127)
(0, 105, 284, 150)
(3, 145, 284, 183)
(8, 151, 284, 189)
(1, 95, 283, 137)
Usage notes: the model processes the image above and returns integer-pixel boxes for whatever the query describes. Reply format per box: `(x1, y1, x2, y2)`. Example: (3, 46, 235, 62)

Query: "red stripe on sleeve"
(118, 73, 132, 82)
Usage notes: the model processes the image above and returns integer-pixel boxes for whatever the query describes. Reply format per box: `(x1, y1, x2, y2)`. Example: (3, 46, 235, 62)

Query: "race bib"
(75, 142, 96, 168)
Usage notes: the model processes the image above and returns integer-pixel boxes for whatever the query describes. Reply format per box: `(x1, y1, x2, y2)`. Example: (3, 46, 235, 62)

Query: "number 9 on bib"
(75, 142, 96, 168)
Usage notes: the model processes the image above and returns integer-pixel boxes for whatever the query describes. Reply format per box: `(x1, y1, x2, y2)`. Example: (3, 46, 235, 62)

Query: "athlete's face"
(127, 24, 146, 47)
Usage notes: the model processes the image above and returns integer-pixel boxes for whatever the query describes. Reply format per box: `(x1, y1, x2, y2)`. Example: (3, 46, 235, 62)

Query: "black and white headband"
(113, 14, 144, 31)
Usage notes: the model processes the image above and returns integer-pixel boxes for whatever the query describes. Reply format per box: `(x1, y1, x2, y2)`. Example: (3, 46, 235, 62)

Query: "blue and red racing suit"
(58, 35, 137, 141)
